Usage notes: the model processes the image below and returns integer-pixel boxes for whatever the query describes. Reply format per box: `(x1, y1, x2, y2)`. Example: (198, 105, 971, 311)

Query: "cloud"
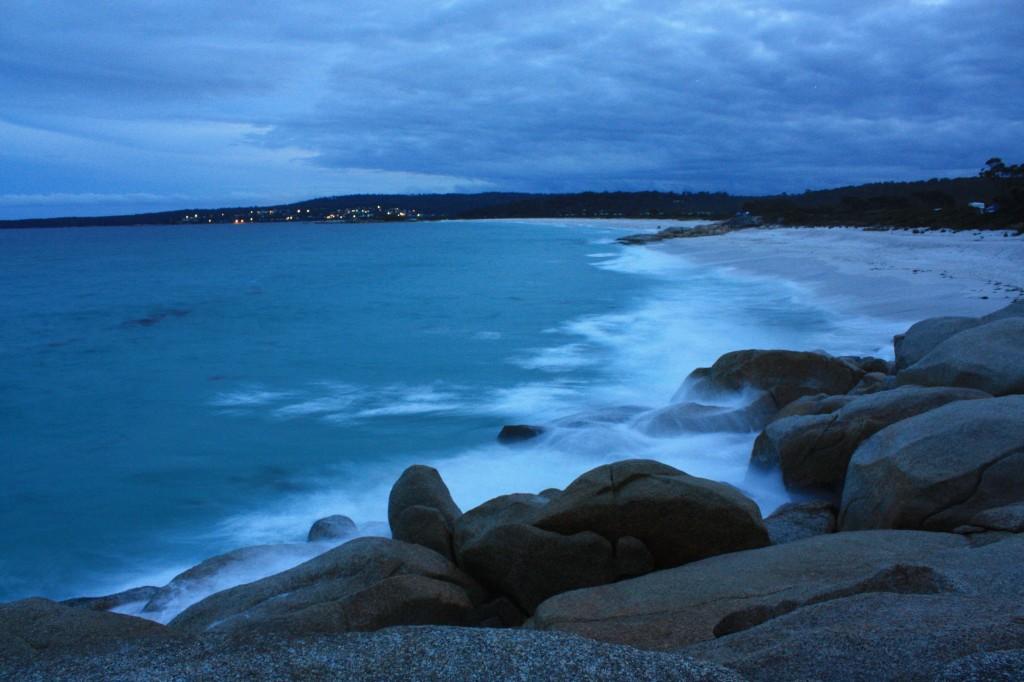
(1, 0, 1022, 217)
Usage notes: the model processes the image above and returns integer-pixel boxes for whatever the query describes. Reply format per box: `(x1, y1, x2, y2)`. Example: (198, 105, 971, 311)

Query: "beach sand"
(657, 227, 1024, 323)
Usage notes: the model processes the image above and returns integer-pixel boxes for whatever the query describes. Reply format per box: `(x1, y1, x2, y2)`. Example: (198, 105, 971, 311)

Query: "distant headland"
(2, 159, 1021, 231)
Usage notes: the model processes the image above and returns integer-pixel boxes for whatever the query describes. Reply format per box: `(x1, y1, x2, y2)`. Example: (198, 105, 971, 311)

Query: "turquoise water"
(0, 220, 896, 606)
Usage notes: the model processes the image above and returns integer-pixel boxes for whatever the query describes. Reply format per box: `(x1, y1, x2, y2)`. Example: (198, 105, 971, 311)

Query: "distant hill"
(1, 174, 1020, 231)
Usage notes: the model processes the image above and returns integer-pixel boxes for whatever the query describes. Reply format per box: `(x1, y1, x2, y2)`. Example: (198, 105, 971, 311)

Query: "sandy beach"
(658, 227, 1024, 323)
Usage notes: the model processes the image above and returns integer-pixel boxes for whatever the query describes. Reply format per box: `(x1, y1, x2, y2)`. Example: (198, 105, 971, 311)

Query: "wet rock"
(143, 543, 322, 615)
(681, 349, 863, 407)
(497, 424, 546, 444)
(631, 394, 777, 436)
(62, 586, 160, 612)
(307, 514, 358, 542)
(169, 537, 483, 636)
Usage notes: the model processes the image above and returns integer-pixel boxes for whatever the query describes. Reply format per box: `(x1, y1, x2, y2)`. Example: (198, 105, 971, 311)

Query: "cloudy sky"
(2, 0, 1022, 218)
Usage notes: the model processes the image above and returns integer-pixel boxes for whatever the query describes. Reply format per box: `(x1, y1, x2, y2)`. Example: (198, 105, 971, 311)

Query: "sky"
(1, 0, 1022, 218)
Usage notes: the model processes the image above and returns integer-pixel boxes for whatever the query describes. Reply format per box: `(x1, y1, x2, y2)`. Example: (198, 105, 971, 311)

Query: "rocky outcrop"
(9, 627, 745, 682)
(307, 514, 357, 542)
(532, 530, 966, 650)
(61, 586, 159, 612)
(142, 543, 323, 616)
(681, 350, 863, 407)
(534, 460, 770, 569)
(453, 493, 552, 558)
(764, 500, 836, 545)
(683, 534, 1024, 682)
(388, 465, 462, 560)
(497, 424, 545, 444)
(897, 317, 1024, 396)
(893, 299, 1024, 371)
(169, 537, 484, 636)
(0, 598, 175, 667)
(894, 316, 977, 370)
(750, 386, 990, 498)
(840, 395, 1024, 532)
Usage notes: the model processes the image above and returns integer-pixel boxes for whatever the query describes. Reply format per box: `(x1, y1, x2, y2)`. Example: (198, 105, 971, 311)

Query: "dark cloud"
(1, 0, 1022, 217)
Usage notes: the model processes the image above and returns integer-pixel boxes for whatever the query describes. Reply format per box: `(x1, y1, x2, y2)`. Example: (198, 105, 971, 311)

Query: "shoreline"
(654, 226, 1024, 322)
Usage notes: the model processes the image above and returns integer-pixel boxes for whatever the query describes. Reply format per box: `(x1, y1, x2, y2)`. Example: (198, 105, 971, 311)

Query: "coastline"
(654, 226, 1024, 322)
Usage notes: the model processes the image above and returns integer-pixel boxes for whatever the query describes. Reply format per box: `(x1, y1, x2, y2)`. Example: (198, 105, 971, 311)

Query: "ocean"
(0, 219, 899, 617)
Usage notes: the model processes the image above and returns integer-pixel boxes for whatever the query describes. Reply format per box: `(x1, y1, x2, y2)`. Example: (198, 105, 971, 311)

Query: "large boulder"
(840, 395, 1024, 532)
(532, 530, 966, 651)
(459, 523, 618, 614)
(0, 598, 175, 667)
(11, 627, 745, 682)
(750, 386, 990, 498)
(683, 534, 1024, 682)
(894, 316, 977, 370)
(169, 537, 483, 636)
(680, 350, 863, 407)
(896, 317, 1024, 396)
(631, 394, 777, 436)
(388, 465, 462, 560)
(534, 460, 770, 569)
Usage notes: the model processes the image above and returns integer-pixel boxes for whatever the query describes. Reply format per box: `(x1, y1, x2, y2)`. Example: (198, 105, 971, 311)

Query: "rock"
(532, 530, 966, 650)
(458, 523, 617, 614)
(11, 627, 746, 681)
(453, 493, 552, 562)
(469, 596, 527, 628)
(143, 543, 323, 616)
(893, 299, 1024, 372)
(631, 394, 777, 436)
(61, 586, 159, 612)
(392, 505, 453, 559)
(840, 355, 892, 375)
(764, 501, 836, 545)
(968, 502, 1024, 532)
(935, 650, 1024, 681)
(307, 514, 358, 542)
(169, 537, 483, 635)
(773, 393, 855, 419)
(0, 598, 175, 667)
(388, 465, 462, 559)
(680, 349, 863, 407)
(847, 371, 894, 395)
(534, 460, 770, 570)
(894, 316, 977, 370)
(840, 395, 1024, 532)
(751, 386, 990, 498)
(497, 424, 546, 443)
(683, 535, 1024, 682)
(615, 536, 656, 577)
(896, 318, 1024, 396)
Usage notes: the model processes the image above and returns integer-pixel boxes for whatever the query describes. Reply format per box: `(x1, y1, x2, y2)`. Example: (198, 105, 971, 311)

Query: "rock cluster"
(3, 298, 1023, 680)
